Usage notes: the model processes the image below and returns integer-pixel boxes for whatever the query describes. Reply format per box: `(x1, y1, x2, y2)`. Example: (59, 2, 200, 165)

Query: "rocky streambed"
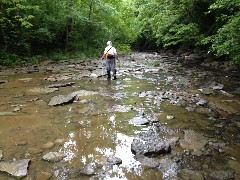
(0, 52, 239, 179)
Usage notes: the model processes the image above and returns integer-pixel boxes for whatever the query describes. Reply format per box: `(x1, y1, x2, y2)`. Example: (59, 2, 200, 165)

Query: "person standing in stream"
(100, 41, 119, 80)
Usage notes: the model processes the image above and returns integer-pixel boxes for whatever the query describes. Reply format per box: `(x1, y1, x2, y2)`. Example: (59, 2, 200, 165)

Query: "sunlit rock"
(80, 163, 96, 176)
(46, 82, 75, 88)
(42, 142, 54, 149)
(42, 152, 65, 162)
(129, 116, 149, 126)
(0, 150, 2, 160)
(158, 157, 178, 179)
(48, 93, 77, 106)
(107, 156, 122, 165)
(28, 88, 58, 94)
(0, 112, 16, 116)
(131, 129, 171, 156)
(0, 159, 31, 178)
(135, 155, 160, 168)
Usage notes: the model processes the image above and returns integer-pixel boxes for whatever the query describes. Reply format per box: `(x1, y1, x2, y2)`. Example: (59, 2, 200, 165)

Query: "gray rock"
(48, 93, 77, 106)
(107, 156, 122, 165)
(129, 116, 149, 125)
(46, 82, 75, 88)
(209, 170, 234, 180)
(81, 163, 96, 176)
(0, 150, 2, 160)
(131, 129, 171, 156)
(28, 88, 58, 94)
(0, 159, 31, 178)
(179, 130, 208, 152)
(158, 157, 178, 179)
(111, 105, 132, 112)
(179, 169, 204, 180)
(42, 152, 65, 162)
(199, 88, 215, 95)
(0, 112, 16, 116)
(196, 99, 207, 106)
(135, 155, 160, 168)
(71, 90, 98, 97)
(0, 80, 8, 84)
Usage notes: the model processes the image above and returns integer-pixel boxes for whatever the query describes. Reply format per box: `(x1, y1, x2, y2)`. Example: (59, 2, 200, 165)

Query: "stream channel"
(0, 53, 240, 179)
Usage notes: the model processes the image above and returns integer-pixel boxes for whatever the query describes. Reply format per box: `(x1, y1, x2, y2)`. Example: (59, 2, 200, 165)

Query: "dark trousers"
(106, 58, 116, 76)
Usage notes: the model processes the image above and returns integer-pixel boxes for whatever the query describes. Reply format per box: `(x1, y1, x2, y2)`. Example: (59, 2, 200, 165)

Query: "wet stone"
(80, 163, 96, 176)
(129, 116, 149, 125)
(0, 159, 31, 178)
(0, 112, 16, 116)
(0, 80, 8, 84)
(42, 152, 65, 162)
(209, 170, 234, 180)
(46, 82, 75, 88)
(42, 142, 54, 149)
(196, 99, 207, 106)
(0, 150, 2, 160)
(48, 93, 77, 106)
(28, 88, 58, 94)
(179, 130, 208, 152)
(178, 169, 204, 180)
(111, 105, 132, 112)
(158, 157, 178, 179)
(131, 129, 171, 156)
(199, 88, 215, 95)
(135, 155, 160, 168)
(107, 156, 122, 165)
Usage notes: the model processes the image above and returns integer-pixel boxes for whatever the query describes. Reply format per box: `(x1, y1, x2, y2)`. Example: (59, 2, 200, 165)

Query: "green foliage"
(132, 0, 240, 64)
(1, 0, 239, 66)
(202, 0, 240, 64)
(0, 0, 137, 66)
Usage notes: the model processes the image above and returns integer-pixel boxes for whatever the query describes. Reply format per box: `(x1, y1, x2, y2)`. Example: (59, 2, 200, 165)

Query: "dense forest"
(0, 0, 239, 66)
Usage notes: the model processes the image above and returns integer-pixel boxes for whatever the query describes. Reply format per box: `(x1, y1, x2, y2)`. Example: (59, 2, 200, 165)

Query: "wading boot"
(107, 70, 111, 80)
(113, 69, 117, 80)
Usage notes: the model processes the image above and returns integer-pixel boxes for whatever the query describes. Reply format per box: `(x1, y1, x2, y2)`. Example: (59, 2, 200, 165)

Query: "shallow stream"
(0, 53, 239, 179)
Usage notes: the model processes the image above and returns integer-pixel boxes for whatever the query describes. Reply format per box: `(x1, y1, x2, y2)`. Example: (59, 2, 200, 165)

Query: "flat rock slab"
(111, 105, 132, 112)
(135, 155, 160, 168)
(72, 90, 98, 97)
(0, 112, 16, 116)
(48, 93, 77, 106)
(28, 88, 58, 94)
(46, 82, 75, 88)
(179, 130, 208, 152)
(42, 152, 65, 162)
(0, 159, 31, 178)
(129, 116, 149, 125)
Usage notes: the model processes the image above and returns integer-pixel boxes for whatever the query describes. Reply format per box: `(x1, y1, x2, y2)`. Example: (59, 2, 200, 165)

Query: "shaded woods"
(0, 0, 239, 65)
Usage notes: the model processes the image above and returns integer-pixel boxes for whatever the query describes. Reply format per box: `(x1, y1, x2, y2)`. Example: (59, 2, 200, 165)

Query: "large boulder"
(131, 129, 171, 156)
